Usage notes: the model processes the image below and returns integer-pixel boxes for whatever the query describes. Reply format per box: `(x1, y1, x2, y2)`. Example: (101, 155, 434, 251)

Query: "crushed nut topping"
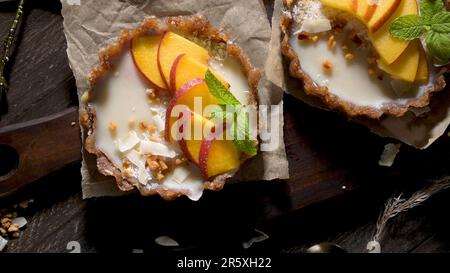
(108, 121, 117, 132)
(322, 60, 333, 72)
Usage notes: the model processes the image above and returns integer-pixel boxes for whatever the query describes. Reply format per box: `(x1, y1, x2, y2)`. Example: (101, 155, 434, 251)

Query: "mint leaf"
(205, 70, 257, 155)
(431, 11, 450, 33)
(390, 15, 426, 40)
(231, 108, 257, 156)
(205, 69, 240, 106)
(421, 0, 446, 22)
(426, 31, 450, 61)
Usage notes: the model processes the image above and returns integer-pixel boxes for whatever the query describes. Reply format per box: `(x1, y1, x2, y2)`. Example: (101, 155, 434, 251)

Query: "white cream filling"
(91, 43, 249, 201)
(289, 1, 437, 110)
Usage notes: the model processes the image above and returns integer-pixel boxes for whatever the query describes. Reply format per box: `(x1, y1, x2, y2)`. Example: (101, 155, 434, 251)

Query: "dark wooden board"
(0, 0, 450, 253)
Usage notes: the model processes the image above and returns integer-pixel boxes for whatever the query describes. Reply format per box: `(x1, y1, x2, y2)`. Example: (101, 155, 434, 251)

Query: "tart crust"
(281, 0, 447, 119)
(81, 15, 260, 200)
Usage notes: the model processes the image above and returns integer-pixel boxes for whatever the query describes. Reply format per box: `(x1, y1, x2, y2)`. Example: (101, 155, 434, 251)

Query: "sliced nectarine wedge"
(320, 0, 353, 13)
(199, 136, 240, 178)
(369, 0, 418, 64)
(377, 40, 420, 83)
(415, 45, 429, 83)
(158, 32, 210, 89)
(170, 54, 229, 92)
(178, 112, 215, 165)
(165, 79, 219, 141)
(367, 0, 402, 33)
(131, 34, 167, 90)
(352, 0, 377, 22)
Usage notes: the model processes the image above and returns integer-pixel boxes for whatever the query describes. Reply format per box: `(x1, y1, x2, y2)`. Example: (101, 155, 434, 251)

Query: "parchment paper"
(60, 0, 289, 198)
(268, 0, 450, 149)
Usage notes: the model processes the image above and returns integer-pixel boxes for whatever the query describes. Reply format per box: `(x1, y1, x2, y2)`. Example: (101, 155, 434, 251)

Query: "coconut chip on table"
(60, 0, 289, 198)
(268, 0, 450, 150)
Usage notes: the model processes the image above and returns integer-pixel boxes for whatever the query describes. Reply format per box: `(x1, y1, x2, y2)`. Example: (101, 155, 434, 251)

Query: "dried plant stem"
(0, 0, 26, 105)
(372, 177, 450, 244)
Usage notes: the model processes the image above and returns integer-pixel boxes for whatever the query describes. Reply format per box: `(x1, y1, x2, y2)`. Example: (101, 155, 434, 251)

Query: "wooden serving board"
(0, 0, 449, 228)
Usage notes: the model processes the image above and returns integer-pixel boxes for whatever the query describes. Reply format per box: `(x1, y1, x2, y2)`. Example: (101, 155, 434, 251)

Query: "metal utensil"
(305, 243, 347, 253)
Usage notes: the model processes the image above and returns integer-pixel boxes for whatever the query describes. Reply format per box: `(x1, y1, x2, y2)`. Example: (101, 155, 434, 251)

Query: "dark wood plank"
(0, 107, 80, 197)
(0, 0, 77, 127)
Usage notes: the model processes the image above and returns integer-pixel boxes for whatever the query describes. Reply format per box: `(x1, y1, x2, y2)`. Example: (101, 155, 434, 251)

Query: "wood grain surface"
(0, 0, 449, 253)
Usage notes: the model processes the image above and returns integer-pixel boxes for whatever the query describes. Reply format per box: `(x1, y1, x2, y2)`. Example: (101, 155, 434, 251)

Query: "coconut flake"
(117, 131, 141, 153)
(172, 166, 190, 184)
(11, 217, 27, 229)
(155, 236, 180, 247)
(0, 236, 7, 252)
(379, 143, 401, 167)
(126, 150, 145, 169)
(138, 167, 150, 186)
(300, 18, 332, 33)
(153, 115, 165, 132)
(140, 140, 177, 158)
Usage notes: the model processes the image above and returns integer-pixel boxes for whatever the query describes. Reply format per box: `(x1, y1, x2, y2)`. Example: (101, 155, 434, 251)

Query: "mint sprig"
(205, 69, 257, 156)
(390, 0, 450, 62)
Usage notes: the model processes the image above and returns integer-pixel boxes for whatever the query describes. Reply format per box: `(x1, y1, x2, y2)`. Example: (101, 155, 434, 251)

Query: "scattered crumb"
(71, 121, 76, 127)
(0, 200, 31, 249)
(368, 68, 375, 76)
(379, 143, 401, 167)
(311, 35, 319, 42)
(154, 236, 180, 247)
(129, 119, 136, 128)
(342, 185, 347, 190)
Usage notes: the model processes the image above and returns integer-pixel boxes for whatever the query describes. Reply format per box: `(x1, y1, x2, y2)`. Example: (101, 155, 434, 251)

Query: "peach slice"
(369, 0, 418, 64)
(367, 0, 402, 33)
(165, 79, 219, 141)
(199, 135, 240, 178)
(157, 32, 210, 89)
(320, 0, 353, 13)
(352, 0, 377, 22)
(377, 40, 420, 83)
(415, 46, 429, 83)
(131, 34, 167, 90)
(170, 54, 229, 92)
(178, 112, 215, 165)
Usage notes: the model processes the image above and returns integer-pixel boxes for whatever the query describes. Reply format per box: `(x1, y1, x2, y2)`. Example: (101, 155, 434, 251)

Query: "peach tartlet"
(80, 16, 260, 200)
(281, 0, 448, 119)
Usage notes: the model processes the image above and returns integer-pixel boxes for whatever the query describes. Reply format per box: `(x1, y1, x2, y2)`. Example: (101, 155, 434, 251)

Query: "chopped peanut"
(158, 160, 168, 171)
(8, 224, 19, 233)
(345, 53, 354, 61)
(156, 172, 165, 181)
(322, 60, 333, 72)
(147, 159, 160, 171)
(140, 122, 148, 131)
(311, 35, 319, 42)
(327, 35, 336, 49)
(108, 121, 117, 132)
(150, 135, 159, 142)
(147, 125, 157, 133)
(175, 158, 186, 165)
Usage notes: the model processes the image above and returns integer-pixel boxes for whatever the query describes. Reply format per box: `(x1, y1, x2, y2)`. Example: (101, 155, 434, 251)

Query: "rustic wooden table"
(0, 0, 450, 253)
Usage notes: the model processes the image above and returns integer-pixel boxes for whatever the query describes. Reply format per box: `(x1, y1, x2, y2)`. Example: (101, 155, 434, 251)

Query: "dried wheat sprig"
(368, 177, 450, 252)
(0, 0, 26, 107)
